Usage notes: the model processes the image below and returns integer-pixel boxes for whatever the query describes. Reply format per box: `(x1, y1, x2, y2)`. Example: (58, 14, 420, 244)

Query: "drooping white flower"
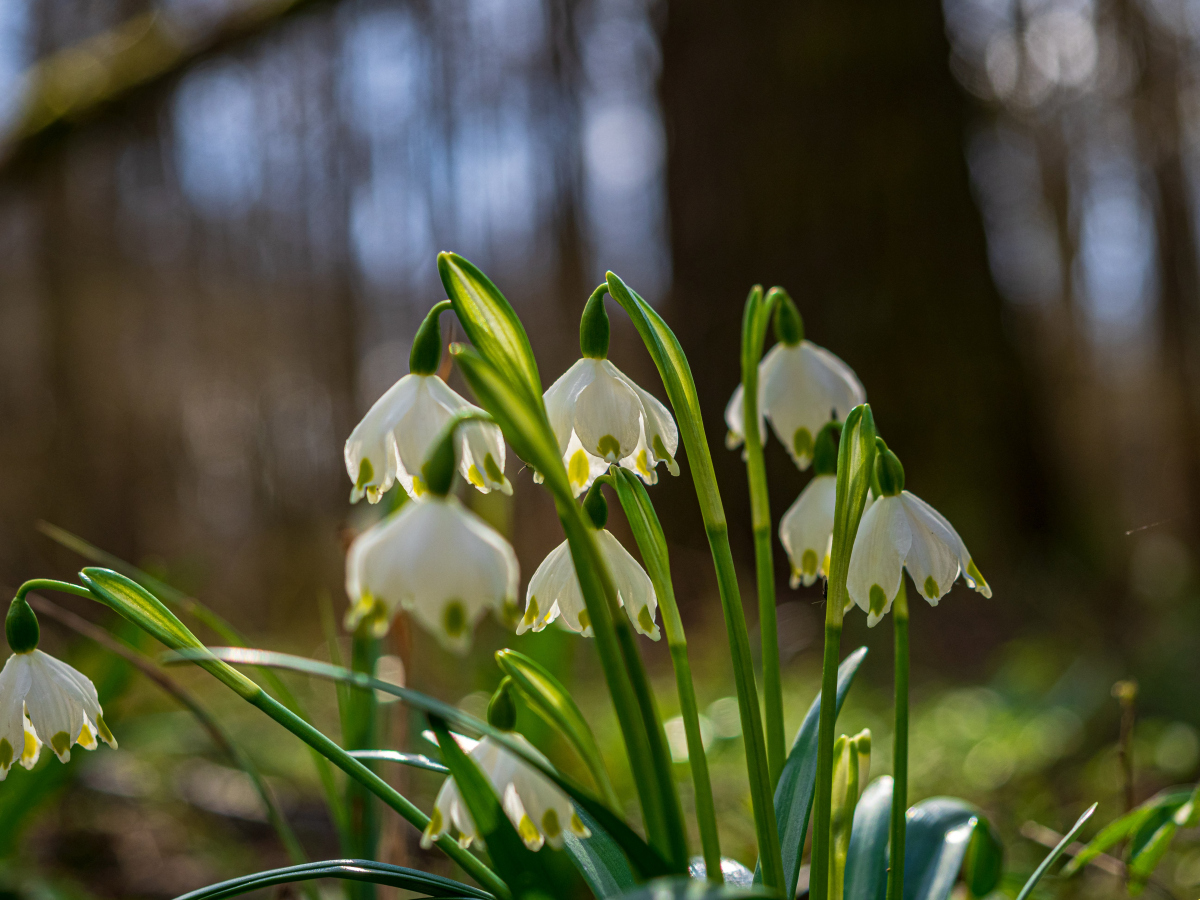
(518, 529, 660, 640)
(0, 650, 116, 777)
(847, 491, 990, 627)
(726, 341, 865, 469)
(421, 734, 589, 851)
(544, 358, 679, 497)
(345, 373, 510, 503)
(780, 475, 837, 587)
(345, 495, 520, 652)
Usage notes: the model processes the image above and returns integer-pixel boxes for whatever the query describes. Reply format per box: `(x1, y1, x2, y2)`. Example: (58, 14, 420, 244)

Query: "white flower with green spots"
(0, 649, 116, 777)
(725, 341, 865, 469)
(517, 529, 661, 640)
(847, 490, 991, 627)
(779, 474, 837, 587)
(543, 358, 679, 497)
(421, 734, 589, 851)
(345, 373, 510, 503)
(344, 495, 519, 652)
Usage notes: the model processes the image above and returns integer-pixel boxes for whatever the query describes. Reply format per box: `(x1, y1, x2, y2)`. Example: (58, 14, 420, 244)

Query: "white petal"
(723, 382, 767, 451)
(608, 362, 679, 474)
(423, 378, 510, 495)
(0, 655, 31, 777)
(899, 493, 965, 605)
(544, 359, 596, 455)
(846, 496, 910, 626)
(562, 432, 610, 497)
(344, 374, 421, 502)
(24, 650, 99, 762)
(597, 529, 660, 640)
(902, 492, 991, 598)
(761, 342, 865, 469)
(392, 376, 457, 491)
(481, 736, 577, 850)
(523, 539, 591, 635)
(779, 475, 837, 587)
(20, 716, 42, 770)
(573, 361, 643, 462)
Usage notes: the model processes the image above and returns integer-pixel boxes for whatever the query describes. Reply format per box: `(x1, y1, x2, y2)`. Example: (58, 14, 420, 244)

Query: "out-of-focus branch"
(0, 0, 335, 172)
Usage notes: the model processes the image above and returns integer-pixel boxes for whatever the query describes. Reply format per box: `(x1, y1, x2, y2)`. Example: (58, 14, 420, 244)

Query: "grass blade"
(1015, 803, 1097, 900)
(171, 859, 493, 900)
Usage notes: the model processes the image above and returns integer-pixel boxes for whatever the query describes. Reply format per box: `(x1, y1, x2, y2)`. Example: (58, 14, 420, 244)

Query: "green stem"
(887, 581, 909, 900)
(810, 618, 843, 900)
(669, 643, 722, 881)
(14, 579, 95, 604)
(344, 628, 381, 900)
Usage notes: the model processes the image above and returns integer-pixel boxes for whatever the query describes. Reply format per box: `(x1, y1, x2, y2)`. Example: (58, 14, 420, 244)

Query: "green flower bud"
(421, 425, 459, 497)
(874, 439, 905, 496)
(487, 677, 518, 731)
(770, 287, 804, 346)
(409, 300, 454, 376)
(579, 285, 611, 359)
(583, 480, 609, 530)
(812, 421, 842, 477)
(6, 596, 39, 654)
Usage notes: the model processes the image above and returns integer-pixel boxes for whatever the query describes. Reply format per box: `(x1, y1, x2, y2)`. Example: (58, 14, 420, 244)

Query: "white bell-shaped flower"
(518, 529, 660, 640)
(421, 734, 589, 851)
(0, 649, 116, 777)
(345, 495, 520, 652)
(847, 448, 990, 626)
(780, 475, 837, 587)
(726, 341, 865, 469)
(345, 373, 510, 503)
(544, 358, 679, 497)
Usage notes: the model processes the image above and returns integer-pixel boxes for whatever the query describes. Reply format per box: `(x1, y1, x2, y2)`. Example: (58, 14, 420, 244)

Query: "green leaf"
(439, 252, 542, 402)
(612, 877, 775, 899)
(1014, 803, 1096, 900)
(348, 749, 449, 774)
(564, 807, 638, 898)
(1128, 816, 1178, 894)
(843, 776, 893, 900)
(172, 859, 493, 900)
(962, 811, 1004, 897)
(165, 646, 674, 881)
(1063, 789, 1190, 876)
(903, 798, 995, 900)
(757, 646, 869, 898)
(495, 648, 618, 808)
(429, 716, 559, 898)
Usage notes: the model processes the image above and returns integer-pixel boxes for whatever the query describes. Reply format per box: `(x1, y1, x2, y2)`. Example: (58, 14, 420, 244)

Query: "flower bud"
(579, 285, 610, 360)
(770, 288, 804, 346)
(874, 439, 905, 496)
(5, 597, 39, 654)
(487, 677, 518, 731)
(409, 301, 453, 376)
(582, 480, 609, 530)
(812, 421, 841, 477)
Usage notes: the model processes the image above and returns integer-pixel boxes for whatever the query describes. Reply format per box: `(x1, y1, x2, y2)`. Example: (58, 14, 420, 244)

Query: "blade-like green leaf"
(757, 646, 869, 898)
(565, 806, 638, 898)
(495, 649, 619, 808)
(1063, 789, 1190, 876)
(903, 798, 985, 900)
(962, 812, 1004, 897)
(612, 877, 774, 899)
(172, 859, 493, 900)
(1014, 803, 1096, 900)
(164, 646, 673, 881)
(1128, 817, 1177, 894)
(843, 776, 893, 900)
(348, 750, 448, 773)
(439, 252, 542, 402)
(429, 716, 559, 898)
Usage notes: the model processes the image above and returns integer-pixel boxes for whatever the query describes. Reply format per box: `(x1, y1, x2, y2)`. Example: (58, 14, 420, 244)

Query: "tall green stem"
(811, 616, 844, 900)
(887, 581, 909, 900)
(344, 627, 381, 900)
(740, 287, 785, 787)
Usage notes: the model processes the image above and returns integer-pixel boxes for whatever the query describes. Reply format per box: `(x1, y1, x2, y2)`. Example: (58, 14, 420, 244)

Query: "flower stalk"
(887, 579, 909, 900)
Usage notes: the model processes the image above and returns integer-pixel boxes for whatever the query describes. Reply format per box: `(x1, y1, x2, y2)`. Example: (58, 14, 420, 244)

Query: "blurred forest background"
(1, 0, 1199, 896)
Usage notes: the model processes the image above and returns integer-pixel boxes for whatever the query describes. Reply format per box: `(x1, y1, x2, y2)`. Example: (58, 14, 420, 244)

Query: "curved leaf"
(163, 646, 673, 881)
(903, 798, 985, 900)
(565, 806, 638, 898)
(439, 252, 542, 402)
(613, 877, 775, 900)
(962, 812, 1004, 897)
(1015, 803, 1096, 900)
(348, 750, 448, 773)
(1063, 788, 1190, 876)
(171, 859, 493, 900)
(844, 776, 893, 900)
(758, 646, 869, 898)
(495, 648, 618, 808)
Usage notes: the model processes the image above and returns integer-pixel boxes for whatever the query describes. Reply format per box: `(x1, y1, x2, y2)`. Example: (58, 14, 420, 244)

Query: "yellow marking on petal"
(652, 435, 671, 463)
(22, 729, 39, 763)
(523, 596, 540, 627)
(96, 716, 116, 748)
(412, 475, 428, 497)
(518, 814, 542, 848)
(77, 722, 96, 750)
(443, 601, 467, 638)
(428, 807, 444, 835)
(597, 435, 621, 461)
(637, 607, 656, 634)
(577, 609, 590, 632)
(966, 559, 990, 594)
(51, 731, 72, 759)
(635, 449, 651, 478)
(868, 585, 887, 617)
(570, 812, 589, 836)
(923, 576, 939, 599)
(569, 449, 590, 487)
(822, 553, 831, 574)
(541, 808, 562, 840)
(356, 457, 374, 490)
(801, 549, 818, 576)
(484, 453, 504, 484)
(0, 739, 12, 770)
(793, 428, 814, 461)
(467, 464, 485, 488)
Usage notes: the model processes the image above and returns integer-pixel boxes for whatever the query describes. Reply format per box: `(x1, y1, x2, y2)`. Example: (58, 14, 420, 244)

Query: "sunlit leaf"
(903, 798, 998, 900)
(843, 776, 893, 900)
(1014, 803, 1096, 900)
(348, 749, 448, 774)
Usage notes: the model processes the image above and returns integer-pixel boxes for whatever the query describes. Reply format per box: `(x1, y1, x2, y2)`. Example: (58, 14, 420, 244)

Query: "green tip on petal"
(792, 427, 814, 463)
(868, 584, 888, 618)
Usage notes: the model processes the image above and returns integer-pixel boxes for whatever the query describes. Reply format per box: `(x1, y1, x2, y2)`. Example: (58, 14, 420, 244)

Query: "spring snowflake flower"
(518, 529, 660, 640)
(780, 475, 836, 587)
(726, 341, 865, 469)
(345, 372, 510, 503)
(0, 650, 116, 777)
(421, 733, 589, 851)
(345, 495, 519, 652)
(847, 446, 990, 626)
(544, 358, 679, 497)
